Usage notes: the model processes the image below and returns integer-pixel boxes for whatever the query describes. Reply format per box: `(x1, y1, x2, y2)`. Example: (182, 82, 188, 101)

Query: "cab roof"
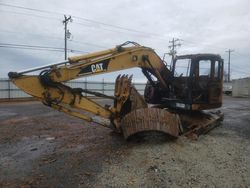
(175, 54, 223, 61)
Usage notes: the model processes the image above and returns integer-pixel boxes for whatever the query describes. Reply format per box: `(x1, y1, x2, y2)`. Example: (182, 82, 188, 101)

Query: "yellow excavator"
(8, 41, 224, 140)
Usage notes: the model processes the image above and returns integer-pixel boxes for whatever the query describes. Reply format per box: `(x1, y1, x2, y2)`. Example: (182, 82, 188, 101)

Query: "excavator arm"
(44, 42, 170, 88)
(8, 42, 171, 132)
(9, 42, 171, 82)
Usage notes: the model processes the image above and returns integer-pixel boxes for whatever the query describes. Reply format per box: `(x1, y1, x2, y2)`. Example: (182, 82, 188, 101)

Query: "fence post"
(102, 78, 105, 94)
(85, 78, 87, 97)
(8, 79, 11, 100)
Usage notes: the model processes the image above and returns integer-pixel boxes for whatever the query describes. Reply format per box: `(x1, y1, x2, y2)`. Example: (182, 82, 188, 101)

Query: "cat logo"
(91, 63, 104, 73)
(78, 59, 110, 75)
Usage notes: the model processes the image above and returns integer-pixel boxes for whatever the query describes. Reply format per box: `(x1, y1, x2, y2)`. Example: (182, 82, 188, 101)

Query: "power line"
(0, 9, 61, 21)
(2, 0, 250, 57)
(230, 66, 250, 75)
(0, 2, 168, 41)
(0, 29, 62, 39)
(2, 9, 167, 43)
(0, 42, 87, 53)
(0, 42, 63, 49)
(0, 29, 106, 49)
(0, 3, 180, 46)
(70, 40, 106, 49)
(0, 45, 87, 54)
(73, 21, 144, 36)
(0, 2, 62, 15)
(183, 39, 226, 51)
(0, 45, 65, 52)
(233, 51, 250, 60)
(230, 68, 249, 76)
(231, 64, 250, 72)
(1, 2, 250, 64)
(72, 21, 170, 44)
(1, 8, 169, 44)
(231, 69, 249, 75)
(73, 16, 160, 37)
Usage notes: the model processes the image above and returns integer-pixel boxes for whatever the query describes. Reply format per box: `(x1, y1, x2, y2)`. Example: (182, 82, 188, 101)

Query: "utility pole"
(225, 49, 234, 82)
(168, 38, 182, 64)
(63, 15, 72, 60)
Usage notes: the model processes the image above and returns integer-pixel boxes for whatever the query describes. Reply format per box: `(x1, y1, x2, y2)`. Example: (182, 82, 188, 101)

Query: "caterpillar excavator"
(8, 41, 224, 140)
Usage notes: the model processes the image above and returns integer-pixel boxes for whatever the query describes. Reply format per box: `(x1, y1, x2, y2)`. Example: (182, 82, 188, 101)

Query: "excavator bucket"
(114, 75, 180, 139)
(121, 108, 181, 139)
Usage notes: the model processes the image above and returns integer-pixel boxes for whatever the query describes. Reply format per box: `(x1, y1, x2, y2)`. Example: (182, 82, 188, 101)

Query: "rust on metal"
(179, 110, 224, 140)
(121, 108, 181, 139)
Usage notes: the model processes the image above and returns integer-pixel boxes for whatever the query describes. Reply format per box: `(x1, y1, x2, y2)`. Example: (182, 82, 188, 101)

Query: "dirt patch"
(0, 97, 249, 187)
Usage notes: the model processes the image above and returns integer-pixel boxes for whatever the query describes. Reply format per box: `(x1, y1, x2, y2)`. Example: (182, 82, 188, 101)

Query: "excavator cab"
(144, 54, 223, 111)
(162, 54, 224, 111)
(149, 54, 223, 110)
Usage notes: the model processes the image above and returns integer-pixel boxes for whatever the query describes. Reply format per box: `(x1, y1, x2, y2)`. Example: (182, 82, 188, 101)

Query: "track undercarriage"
(120, 107, 223, 140)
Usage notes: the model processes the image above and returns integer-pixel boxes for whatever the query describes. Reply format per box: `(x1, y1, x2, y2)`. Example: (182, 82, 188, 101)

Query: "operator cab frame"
(166, 54, 224, 110)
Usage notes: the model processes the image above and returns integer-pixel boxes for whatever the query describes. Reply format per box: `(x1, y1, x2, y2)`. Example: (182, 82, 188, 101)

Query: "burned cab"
(170, 54, 224, 110)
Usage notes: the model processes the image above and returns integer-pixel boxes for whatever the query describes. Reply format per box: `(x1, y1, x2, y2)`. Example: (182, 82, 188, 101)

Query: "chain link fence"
(0, 78, 146, 100)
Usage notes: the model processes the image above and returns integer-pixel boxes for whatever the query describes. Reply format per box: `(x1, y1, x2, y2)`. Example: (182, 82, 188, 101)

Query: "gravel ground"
(0, 96, 249, 188)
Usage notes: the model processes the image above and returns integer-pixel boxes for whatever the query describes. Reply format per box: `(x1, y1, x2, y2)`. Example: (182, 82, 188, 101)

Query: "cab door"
(208, 59, 223, 106)
(196, 58, 223, 107)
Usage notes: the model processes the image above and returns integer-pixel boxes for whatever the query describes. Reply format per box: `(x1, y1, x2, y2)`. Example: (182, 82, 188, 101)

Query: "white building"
(232, 77, 250, 97)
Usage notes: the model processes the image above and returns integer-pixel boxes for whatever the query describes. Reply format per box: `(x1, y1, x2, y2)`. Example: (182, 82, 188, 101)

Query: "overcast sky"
(0, 0, 250, 81)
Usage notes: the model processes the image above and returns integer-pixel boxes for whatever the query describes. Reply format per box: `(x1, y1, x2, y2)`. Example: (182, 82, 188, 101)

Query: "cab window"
(199, 60, 211, 76)
(175, 59, 191, 77)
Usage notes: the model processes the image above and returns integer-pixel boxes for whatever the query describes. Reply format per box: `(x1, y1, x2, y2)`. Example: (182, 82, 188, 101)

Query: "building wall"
(232, 77, 250, 97)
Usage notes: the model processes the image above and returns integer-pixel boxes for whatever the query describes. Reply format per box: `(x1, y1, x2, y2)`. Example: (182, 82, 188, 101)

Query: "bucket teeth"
(121, 108, 181, 139)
